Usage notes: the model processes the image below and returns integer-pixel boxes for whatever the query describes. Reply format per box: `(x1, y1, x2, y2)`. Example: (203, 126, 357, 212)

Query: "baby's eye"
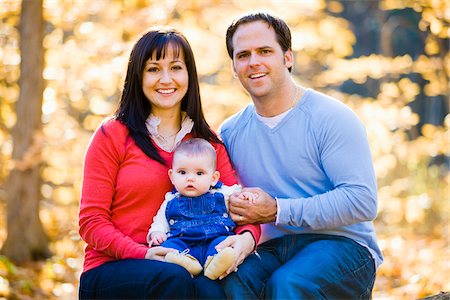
(196, 171, 204, 176)
(179, 170, 186, 175)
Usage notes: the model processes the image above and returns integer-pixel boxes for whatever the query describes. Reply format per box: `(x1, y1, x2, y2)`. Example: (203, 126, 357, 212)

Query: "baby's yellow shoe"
(204, 247, 236, 280)
(165, 250, 202, 276)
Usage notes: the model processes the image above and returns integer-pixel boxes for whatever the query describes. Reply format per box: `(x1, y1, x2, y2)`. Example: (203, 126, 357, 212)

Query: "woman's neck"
(151, 109, 182, 137)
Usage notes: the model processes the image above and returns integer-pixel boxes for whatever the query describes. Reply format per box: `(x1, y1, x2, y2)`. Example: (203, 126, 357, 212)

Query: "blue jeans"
(79, 259, 226, 299)
(221, 234, 376, 299)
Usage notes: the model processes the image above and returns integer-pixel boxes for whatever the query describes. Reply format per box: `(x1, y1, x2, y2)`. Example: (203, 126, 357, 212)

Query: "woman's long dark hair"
(115, 27, 221, 165)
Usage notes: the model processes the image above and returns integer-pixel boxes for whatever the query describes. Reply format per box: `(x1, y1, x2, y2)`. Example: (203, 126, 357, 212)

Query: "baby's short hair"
(173, 138, 217, 169)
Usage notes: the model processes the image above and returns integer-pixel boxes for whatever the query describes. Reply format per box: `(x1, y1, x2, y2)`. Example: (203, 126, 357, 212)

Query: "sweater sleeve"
(214, 142, 261, 243)
(147, 193, 172, 242)
(79, 121, 148, 259)
(276, 105, 378, 230)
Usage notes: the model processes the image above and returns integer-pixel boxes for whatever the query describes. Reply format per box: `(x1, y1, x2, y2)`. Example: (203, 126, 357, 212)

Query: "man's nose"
(248, 53, 260, 66)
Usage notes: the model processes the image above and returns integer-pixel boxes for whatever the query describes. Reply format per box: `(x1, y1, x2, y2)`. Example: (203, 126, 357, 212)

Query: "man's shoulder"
(303, 89, 358, 121)
(219, 104, 254, 136)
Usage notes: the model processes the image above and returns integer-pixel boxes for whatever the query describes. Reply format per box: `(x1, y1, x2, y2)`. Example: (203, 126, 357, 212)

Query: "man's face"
(231, 20, 293, 100)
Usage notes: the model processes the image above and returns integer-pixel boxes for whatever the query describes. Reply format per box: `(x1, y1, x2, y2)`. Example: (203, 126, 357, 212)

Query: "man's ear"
(211, 170, 220, 187)
(284, 49, 293, 69)
(231, 60, 238, 78)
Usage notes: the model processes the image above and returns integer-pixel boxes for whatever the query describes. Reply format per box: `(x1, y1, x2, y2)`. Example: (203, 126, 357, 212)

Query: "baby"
(147, 138, 255, 280)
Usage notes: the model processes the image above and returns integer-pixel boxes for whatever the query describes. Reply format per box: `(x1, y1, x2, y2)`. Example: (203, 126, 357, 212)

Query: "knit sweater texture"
(79, 119, 260, 273)
(220, 89, 383, 268)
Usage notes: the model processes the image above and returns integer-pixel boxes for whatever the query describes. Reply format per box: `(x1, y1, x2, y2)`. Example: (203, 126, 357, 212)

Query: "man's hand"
(230, 187, 277, 225)
(238, 191, 258, 204)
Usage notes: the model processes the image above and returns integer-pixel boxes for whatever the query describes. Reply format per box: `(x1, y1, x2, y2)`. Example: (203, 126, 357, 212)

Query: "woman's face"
(142, 44, 189, 114)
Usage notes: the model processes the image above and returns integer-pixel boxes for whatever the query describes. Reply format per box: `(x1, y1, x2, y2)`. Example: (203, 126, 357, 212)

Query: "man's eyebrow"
(235, 46, 273, 55)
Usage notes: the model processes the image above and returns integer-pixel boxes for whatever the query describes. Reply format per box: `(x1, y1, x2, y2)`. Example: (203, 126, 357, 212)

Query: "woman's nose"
(159, 70, 172, 83)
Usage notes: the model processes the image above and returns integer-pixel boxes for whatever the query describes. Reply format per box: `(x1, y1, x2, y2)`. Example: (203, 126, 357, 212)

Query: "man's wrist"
(273, 197, 279, 223)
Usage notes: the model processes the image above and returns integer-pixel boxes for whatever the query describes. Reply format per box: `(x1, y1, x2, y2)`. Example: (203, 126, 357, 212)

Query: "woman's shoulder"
(88, 118, 131, 149)
(96, 117, 129, 137)
(209, 137, 226, 152)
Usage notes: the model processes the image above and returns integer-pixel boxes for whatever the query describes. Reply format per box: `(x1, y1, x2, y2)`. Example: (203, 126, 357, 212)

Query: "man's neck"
(253, 82, 304, 117)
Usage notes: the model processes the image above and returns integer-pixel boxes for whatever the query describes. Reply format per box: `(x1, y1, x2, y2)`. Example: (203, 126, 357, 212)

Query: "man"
(219, 13, 383, 299)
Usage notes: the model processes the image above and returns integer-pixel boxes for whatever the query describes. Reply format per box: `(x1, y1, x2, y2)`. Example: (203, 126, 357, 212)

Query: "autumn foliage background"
(0, 0, 449, 299)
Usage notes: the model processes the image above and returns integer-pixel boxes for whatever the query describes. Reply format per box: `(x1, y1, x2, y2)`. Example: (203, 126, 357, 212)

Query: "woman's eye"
(172, 65, 182, 70)
(147, 67, 159, 72)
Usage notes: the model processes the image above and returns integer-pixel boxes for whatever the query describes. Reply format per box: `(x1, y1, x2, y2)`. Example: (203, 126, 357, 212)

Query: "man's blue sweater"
(220, 88, 383, 268)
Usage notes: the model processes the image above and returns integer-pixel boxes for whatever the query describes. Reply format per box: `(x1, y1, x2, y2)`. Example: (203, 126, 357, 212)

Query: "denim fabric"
(162, 235, 228, 265)
(222, 234, 376, 299)
(166, 192, 235, 242)
(79, 259, 193, 299)
(79, 259, 226, 299)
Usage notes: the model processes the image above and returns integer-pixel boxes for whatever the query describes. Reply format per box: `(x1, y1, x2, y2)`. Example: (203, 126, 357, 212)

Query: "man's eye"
(237, 53, 249, 59)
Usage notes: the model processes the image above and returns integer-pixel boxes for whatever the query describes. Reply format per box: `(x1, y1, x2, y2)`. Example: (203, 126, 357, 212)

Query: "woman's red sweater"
(79, 119, 260, 273)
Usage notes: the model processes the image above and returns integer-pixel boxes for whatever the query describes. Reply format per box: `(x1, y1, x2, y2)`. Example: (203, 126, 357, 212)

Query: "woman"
(78, 27, 260, 299)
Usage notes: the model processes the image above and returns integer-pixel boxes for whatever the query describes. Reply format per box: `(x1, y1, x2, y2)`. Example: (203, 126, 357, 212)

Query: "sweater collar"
(145, 112, 194, 152)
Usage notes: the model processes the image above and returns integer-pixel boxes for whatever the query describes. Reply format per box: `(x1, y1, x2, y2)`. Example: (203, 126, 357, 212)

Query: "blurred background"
(0, 0, 448, 299)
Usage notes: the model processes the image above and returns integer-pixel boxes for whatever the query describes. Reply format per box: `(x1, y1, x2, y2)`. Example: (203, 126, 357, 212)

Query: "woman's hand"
(215, 232, 255, 280)
(145, 246, 178, 261)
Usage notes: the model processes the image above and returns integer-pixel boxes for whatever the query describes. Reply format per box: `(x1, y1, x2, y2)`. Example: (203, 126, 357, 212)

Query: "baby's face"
(169, 153, 219, 197)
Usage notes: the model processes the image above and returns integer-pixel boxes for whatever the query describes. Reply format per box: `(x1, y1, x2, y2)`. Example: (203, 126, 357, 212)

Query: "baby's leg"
(203, 236, 236, 280)
(163, 238, 203, 276)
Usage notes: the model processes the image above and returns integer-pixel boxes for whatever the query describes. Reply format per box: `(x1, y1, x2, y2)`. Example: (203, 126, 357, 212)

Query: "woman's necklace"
(157, 125, 181, 150)
(159, 131, 178, 140)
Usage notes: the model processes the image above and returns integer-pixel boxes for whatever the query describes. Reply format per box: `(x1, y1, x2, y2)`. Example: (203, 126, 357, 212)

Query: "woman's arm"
(79, 121, 148, 259)
(214, 142, 261, 243)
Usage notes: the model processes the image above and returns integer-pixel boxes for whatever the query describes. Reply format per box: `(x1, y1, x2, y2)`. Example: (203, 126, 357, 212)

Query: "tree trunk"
(1, 0, 50, 263)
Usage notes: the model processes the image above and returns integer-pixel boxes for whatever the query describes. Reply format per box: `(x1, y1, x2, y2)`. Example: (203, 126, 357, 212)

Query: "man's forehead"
(233, 26, 278, 54)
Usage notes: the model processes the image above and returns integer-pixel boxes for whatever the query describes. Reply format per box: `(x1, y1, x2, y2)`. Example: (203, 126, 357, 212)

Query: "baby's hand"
(150, 231, 167, 246)
(238, 191, 258, 204)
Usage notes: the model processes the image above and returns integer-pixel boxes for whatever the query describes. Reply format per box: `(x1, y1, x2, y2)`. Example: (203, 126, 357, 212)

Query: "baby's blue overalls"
(161, 184, 236, 265)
